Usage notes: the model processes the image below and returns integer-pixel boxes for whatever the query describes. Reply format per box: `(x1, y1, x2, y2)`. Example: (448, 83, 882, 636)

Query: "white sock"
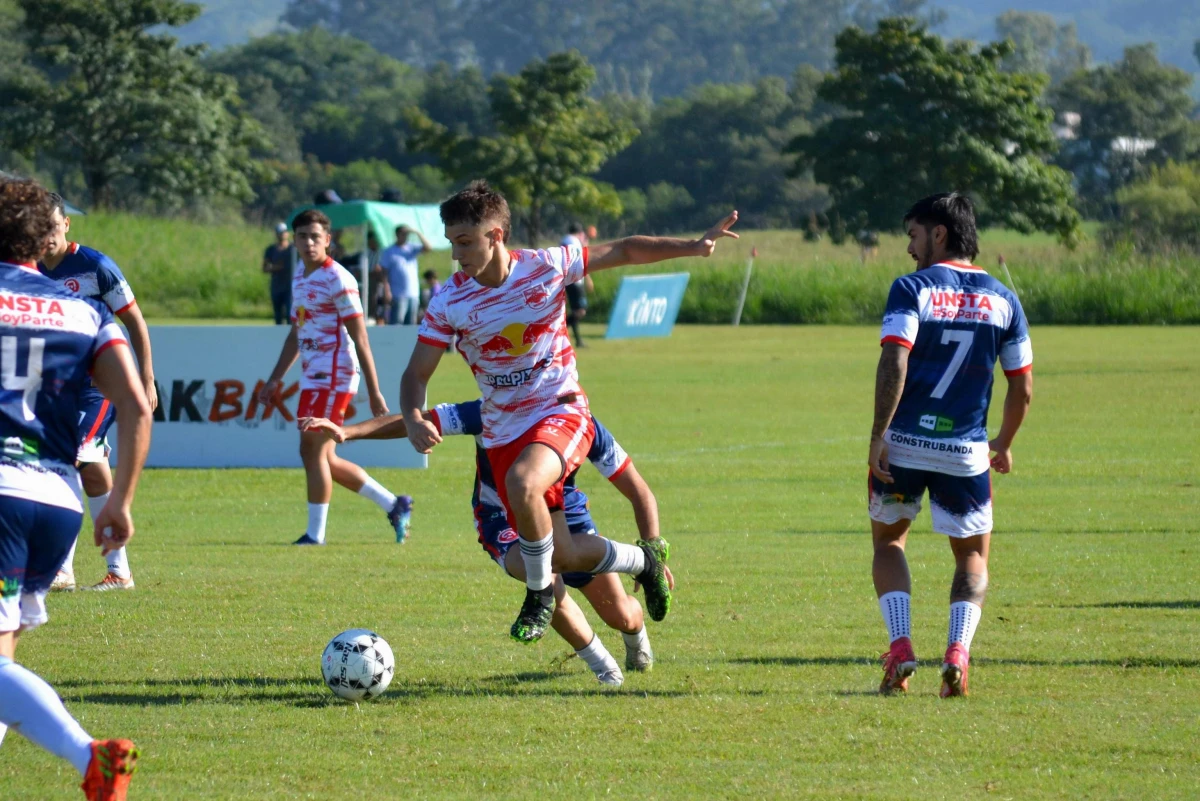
(621, 626, 649, 651)
(357, 476, 397, 512)
(0, 721, 7, 747)
(89, 492, 131, 578)
(592, 539, 646, 576)
(576, 635, 620, 677)
(879, 591, 912, 643)
(86, 492, 108, 524)
(518, 535, 553, 591)
(307, 503, 329, 543)
(948, 601, 982, 651)
(0, 658, 94, 775)
(60, 536, 78, 576)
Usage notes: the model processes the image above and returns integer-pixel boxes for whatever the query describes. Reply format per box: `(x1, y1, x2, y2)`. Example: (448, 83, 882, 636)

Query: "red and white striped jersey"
(291, 258, 363, 393)
(418, 245, 588, 448)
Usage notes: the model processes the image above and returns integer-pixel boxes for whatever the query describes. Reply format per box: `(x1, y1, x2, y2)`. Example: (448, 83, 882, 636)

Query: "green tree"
(1107, 160, 1200, 253)
(995, 11, 1089, 86)
(206, 27, 423, 167)
(0, 0, 267, 210)
(601, 71, 830, 231)
(1053, 44, 1198, 216)
(789, 17, 1080, 243)
(409, 51, 636, 244)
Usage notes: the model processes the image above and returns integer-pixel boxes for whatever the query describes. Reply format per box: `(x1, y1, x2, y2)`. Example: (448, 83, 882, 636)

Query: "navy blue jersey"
(880, 261, 1032, 476)
(0, 262, 127, 511)
(430, 400, 631, 528)
(38, 242, 137, 314)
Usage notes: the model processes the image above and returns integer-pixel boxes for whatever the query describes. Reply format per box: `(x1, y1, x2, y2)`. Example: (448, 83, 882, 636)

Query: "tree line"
(1, 0, 1197, 250)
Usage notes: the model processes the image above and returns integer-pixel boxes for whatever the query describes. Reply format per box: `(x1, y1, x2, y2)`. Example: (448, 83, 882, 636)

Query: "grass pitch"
(1, 325, 1198, 799)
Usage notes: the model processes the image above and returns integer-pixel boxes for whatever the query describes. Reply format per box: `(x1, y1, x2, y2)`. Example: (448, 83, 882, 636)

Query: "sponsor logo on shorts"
(888, 431, 974, 455)
(498, 529, 518, 544)
(1, 577, 18, 600)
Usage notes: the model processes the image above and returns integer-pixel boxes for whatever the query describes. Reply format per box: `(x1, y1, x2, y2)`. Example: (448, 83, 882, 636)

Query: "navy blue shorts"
(0, 495, 84, 632)
(868, 464, 993, 538)
(476, 506, 597, 589)
(77, 391, 116, 463)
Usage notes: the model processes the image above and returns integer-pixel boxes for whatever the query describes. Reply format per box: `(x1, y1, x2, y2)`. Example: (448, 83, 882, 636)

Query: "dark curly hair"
(902, 192, 979, 261)
(440, 180, 511, 242)
(0, 178, 55, 264)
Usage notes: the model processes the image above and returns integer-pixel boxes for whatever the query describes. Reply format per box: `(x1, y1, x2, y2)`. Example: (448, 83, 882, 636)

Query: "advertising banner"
(118, 326, 426, 468)
(604, 273, 690, 340)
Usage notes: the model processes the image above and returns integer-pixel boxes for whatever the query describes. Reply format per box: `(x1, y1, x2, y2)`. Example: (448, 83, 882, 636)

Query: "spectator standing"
(367, 231, 392, 326)
(379, 224, 432, 324)
(419, 269, 442, 321)
(562, 222, 595, 347)
(262, 222, 296, 325)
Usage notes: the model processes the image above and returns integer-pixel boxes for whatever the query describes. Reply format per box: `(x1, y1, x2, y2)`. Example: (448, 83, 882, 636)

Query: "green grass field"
(1, 325, 1198, 799)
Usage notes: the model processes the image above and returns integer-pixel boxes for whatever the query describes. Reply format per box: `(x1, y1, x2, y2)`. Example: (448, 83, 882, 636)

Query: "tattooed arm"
(868, 342, 910, 483)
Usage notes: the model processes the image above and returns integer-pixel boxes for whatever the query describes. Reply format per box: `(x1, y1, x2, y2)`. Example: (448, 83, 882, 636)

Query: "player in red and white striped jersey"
(400, 180, 737, 643)
(261, 209, 411, 546)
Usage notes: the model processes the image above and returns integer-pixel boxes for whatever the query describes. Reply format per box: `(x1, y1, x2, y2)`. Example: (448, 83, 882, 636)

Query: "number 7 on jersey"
(930, 329, 973, 399)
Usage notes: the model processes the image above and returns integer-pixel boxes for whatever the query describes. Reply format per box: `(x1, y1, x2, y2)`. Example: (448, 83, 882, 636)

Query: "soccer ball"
(320, 629, 395, 701)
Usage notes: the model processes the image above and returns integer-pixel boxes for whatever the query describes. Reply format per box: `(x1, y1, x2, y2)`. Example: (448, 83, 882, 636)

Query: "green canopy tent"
(286, 200, 451, 315)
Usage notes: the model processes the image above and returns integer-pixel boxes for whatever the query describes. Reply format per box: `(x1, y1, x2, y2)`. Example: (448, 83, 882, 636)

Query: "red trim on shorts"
(83, 399, 111, 444)
(1003, 364, 1032, 376)
(881, 335, 913, 350)
(608, 456, 632, 482)
(111, 299, 136, 316)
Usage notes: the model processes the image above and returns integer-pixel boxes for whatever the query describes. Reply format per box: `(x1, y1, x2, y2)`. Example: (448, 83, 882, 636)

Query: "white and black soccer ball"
(321, 629, 395, 701)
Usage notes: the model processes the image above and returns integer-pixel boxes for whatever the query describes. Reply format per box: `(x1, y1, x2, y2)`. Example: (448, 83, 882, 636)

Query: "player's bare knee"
(950, 570, 988, 605)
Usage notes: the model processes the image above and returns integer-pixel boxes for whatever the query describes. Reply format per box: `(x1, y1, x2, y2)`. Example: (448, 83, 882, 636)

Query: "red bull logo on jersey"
(523, 284, 551, 310)
(478, 322, 557, 358)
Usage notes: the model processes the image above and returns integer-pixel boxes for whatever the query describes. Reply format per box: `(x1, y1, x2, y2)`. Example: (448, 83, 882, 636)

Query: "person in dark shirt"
(262, 222, 296, 325)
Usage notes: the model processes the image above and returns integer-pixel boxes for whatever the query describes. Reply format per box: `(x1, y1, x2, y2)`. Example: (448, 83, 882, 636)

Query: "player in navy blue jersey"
(868, 193, 1033, 698)
(0, 178, 152, 800)
(39, 194, 157, 592)
(300, 401, 668, 686)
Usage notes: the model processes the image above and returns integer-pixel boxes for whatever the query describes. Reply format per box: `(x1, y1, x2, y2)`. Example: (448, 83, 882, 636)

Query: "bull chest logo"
(479, 322, 556, 357)
(523, 284, 550, 310)
(64, 278, 81, 293)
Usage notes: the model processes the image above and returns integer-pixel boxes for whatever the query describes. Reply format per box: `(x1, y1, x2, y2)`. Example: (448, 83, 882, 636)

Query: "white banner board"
(115, 326, 426, 468)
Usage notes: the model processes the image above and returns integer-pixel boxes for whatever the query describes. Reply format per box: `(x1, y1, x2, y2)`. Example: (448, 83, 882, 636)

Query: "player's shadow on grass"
(731, 656, 1200, 669)
(55, 676, 323, 706)
(1071, 600, 1200, 610)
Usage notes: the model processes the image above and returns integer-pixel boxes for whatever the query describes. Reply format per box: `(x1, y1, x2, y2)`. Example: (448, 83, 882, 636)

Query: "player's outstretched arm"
(869, 342, 910, 484)
(399, 341, 445, 454)
(90, 344, 152, 554)
(260, 326, 300, 403)
(587, 211, 739, 273)
(989, 371, 1033, 474)
(116, 304, 157, 412)
(300, 414, 408, 443)
(610, 464, 660, 542)
(344, 314, 388, 416)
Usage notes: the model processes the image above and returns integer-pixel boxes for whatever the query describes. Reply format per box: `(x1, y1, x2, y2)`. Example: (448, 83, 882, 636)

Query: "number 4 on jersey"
(930, 329, 973, 399)
(1, 335, 45, 421)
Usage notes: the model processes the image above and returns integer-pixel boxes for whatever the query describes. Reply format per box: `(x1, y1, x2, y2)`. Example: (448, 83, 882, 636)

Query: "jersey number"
(930, 329, 973, 399)
(2, 336, 46, 422)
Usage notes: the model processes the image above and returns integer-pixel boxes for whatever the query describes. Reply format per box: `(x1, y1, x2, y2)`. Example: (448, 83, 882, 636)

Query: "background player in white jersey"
(260, 209, 412, 545)
(0, 178, 152, 801)
(39, 193, 157, 592)
(400, 180, 737, 643)
(868, 193, 1034, 697)
(301, 401, 667, 685)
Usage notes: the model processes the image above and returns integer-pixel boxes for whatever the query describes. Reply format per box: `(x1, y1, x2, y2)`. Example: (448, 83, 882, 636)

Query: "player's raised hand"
(989, 439, 1013, 474)
(868, 435, 893, 483)
(258, 379, 281, 405)
(370, 391, 390, 417)
(93, 499, 134, 555)
(696, 211, 740, 257)
(407, 415, 443, 454)
(299, 416, 346, 443)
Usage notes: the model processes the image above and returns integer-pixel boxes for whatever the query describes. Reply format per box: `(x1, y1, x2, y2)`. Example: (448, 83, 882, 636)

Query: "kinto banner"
(113, 326, 426, 468)
(604, 273, 690, 340)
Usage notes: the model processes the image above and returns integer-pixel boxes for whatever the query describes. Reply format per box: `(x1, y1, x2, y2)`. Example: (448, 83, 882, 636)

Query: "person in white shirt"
(378, 224, 432, 325)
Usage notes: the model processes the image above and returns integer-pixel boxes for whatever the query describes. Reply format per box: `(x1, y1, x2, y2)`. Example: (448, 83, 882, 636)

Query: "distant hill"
(179, 0, 1198, 79)
(173, 0, 288, 49)
(936, 1, 1199, 74)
